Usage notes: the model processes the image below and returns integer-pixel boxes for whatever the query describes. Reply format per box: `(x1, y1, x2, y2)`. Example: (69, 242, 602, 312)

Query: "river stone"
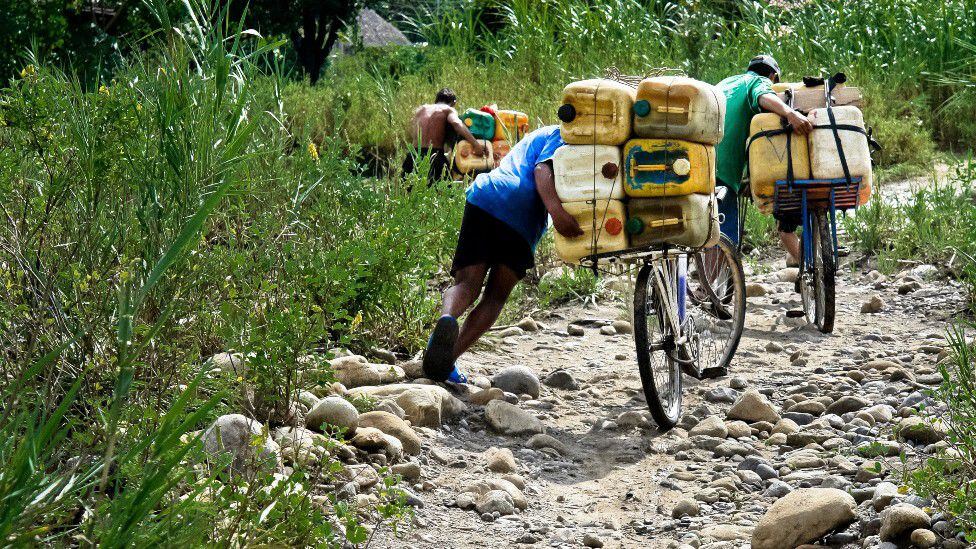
(543, 369, 579, 390)
(350, 426, 403, 462)
(484, 446, 517, 473)
(751, 488, 857, 549)
(880, 503, 930, 541)
(826, 395, 870, 415)
(476, 489, 516, 516)
(485, 400, 543, 435)
(491, 366, 541, 398)
(527, 433, 567, 455)
(690, 415, 729, 438)
(357, 410, 421, 455)
(330, 355, 405, 388)
(349, 384, 466, 427)
(895, 416, 946, 445)
(306, 396, 359, 434)
(727, 389, 780, 423)
(910, 529, 938, 548)
(672, 497, 700, 518)
(462, 478, 527, 510)
(202, 414, 280, 476)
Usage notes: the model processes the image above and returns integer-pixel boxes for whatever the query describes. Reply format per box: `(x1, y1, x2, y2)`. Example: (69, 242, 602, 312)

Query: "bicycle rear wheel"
(633, 261, 682, 429)
(799, 210, 836, 333)
(687, 235, 747, 376)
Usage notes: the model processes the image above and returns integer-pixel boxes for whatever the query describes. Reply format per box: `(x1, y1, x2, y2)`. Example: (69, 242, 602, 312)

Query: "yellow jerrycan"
(553, 144, 624, 202)
(809, 106, 872, 205)
(493, 110, 530, 142)
(626, 194, 720, 249)
(557, 79, 636, 146)
(623, 139, 715, 198)
(633, 76, 726, 145)
(748, 113, 812, 214)
(771, 82, 801, 93)
(553, 199, 629, 264)
(452, 140, 494, 175)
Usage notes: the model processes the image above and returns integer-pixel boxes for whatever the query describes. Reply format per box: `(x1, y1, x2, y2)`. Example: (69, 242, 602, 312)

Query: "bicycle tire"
(689, 235, 746, 374)
(633, 262, 682, 430)
(812, 210, 836, 333)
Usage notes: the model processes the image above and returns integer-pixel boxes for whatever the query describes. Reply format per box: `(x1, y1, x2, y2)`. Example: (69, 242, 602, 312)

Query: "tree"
(232, 0, 370, 85)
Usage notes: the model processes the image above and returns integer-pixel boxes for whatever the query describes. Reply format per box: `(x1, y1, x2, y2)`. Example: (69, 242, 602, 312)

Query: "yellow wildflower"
(20, 64, 36, 79)
(307, 141, 319, 161)
(98, 84, 110, 96)
(351, 311, 363, 329)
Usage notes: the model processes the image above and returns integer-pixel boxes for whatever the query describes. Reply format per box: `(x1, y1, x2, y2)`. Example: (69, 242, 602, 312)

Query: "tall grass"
(303, 0, 975, 172)
(1, 0, 429, 544)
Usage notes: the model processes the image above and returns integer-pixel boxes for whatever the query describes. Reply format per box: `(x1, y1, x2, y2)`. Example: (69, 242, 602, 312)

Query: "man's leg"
(428, 149, 449, 185)
(442, 264, 488, 318)
(454, 264, 521, 360)
(779, 230, 801, 266)
(423, 264, 488, 381)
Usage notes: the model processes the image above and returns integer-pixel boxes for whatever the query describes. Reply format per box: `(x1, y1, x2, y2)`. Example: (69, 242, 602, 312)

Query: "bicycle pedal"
(699, 366, 728, 380)
(785, 309, 806, 318)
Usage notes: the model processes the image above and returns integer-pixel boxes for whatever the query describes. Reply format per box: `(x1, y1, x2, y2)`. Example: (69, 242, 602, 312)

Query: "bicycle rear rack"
(773, 177, 862, 268)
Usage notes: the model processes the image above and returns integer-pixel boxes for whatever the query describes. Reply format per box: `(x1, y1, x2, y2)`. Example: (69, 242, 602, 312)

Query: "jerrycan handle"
(656, 105, 688, 114)
(630, 158, 691, 178)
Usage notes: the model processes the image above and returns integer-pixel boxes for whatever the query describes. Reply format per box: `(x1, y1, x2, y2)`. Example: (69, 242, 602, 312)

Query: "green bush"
(908, 324, 976, 542)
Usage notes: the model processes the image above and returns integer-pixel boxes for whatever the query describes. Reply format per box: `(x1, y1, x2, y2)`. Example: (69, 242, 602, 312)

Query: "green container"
(460, 109, 496, 140)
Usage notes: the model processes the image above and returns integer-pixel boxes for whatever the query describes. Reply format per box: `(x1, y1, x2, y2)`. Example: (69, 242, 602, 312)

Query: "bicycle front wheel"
(633, 261, 682, 430)
(688, 235, 747, 376)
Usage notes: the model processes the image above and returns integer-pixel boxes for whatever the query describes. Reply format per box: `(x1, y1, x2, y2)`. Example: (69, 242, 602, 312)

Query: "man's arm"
(535, 162, 583, 237)
(758, 93, 814, 135)
(447, 109, 486, 156)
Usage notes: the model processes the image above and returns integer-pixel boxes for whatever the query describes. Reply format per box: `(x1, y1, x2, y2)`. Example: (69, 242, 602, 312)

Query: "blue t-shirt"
(466, 125, 565, 249)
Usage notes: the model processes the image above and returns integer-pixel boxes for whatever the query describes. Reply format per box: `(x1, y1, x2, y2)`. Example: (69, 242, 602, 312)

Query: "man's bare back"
(408, 103, 458, 149)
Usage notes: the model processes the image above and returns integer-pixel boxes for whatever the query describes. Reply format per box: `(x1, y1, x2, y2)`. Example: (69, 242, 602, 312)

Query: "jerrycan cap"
(625, 217, 644, 235)
(605, 217, 623, 236)
(557, 104, 577, 123)
(464, 118, 474, 127)
(672, 158, 691, 176)
(633, 99, 651, 117)
(601, 162, 619, 180)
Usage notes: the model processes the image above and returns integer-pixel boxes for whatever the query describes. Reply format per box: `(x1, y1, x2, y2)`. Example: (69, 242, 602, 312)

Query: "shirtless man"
(404, 88, 486, 184)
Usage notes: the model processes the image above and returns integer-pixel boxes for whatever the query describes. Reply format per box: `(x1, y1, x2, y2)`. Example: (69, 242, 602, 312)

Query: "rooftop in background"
(357, 8, 410, 47)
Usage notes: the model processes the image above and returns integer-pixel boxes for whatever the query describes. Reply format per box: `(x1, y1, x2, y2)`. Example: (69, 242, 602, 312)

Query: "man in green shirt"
(715, 55, 812, 263)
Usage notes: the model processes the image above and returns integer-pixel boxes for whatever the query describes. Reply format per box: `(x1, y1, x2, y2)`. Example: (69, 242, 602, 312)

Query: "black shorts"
(775, 210, 802, 233)
(451, 202, 534, 279)
(402, 147, 448, 184)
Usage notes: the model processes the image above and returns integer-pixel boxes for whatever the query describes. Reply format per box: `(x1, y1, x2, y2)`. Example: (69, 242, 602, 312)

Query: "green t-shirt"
(715, 71, 774, 193)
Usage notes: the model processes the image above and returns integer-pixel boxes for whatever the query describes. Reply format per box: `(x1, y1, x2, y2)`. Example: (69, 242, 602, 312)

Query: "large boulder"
(727, 389, 781, 424)
(491, 366, 541, 399)
(826, 395, 870, 415)
(751, 488, 857, 549)
(358, 410, 422, 455)
(204, 351, 250, 376)
(689, 415, 728, 439)
(461, 478, 527, 510)
(485, 400, 544, 435)
(305, 396, 359, 434)
(330, 355, 404, 388)
(202, 414, 280, 476)
(349, 384, 466, 427)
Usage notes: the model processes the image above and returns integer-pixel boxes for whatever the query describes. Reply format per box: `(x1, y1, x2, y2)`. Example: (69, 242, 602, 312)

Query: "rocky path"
(358, 245, 972, 549)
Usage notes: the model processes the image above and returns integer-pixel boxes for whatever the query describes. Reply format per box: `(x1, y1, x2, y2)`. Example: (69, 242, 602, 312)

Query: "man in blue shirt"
(422, 125, 583, 383)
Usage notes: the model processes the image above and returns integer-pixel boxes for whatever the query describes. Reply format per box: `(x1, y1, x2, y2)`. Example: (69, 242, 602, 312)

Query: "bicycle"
(627, 188, 746, 429)
(774, 177, 861, 333)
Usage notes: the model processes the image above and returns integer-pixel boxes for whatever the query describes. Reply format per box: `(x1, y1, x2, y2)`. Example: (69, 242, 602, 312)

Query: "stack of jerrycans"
(552, 79, 635, 263)
(455, 107, 530, 174)
(750, 79, 871, 213)
(624, 76, 724, 249)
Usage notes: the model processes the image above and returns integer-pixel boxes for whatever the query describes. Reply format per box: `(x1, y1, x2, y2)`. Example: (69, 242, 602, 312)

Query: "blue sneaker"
(446, 366, 468, 384)
(422, 315, 459, 382)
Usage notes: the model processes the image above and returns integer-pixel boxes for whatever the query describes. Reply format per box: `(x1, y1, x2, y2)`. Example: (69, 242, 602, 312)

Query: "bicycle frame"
(773, 178, 862, 273)
(647, 251, 689, 348)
